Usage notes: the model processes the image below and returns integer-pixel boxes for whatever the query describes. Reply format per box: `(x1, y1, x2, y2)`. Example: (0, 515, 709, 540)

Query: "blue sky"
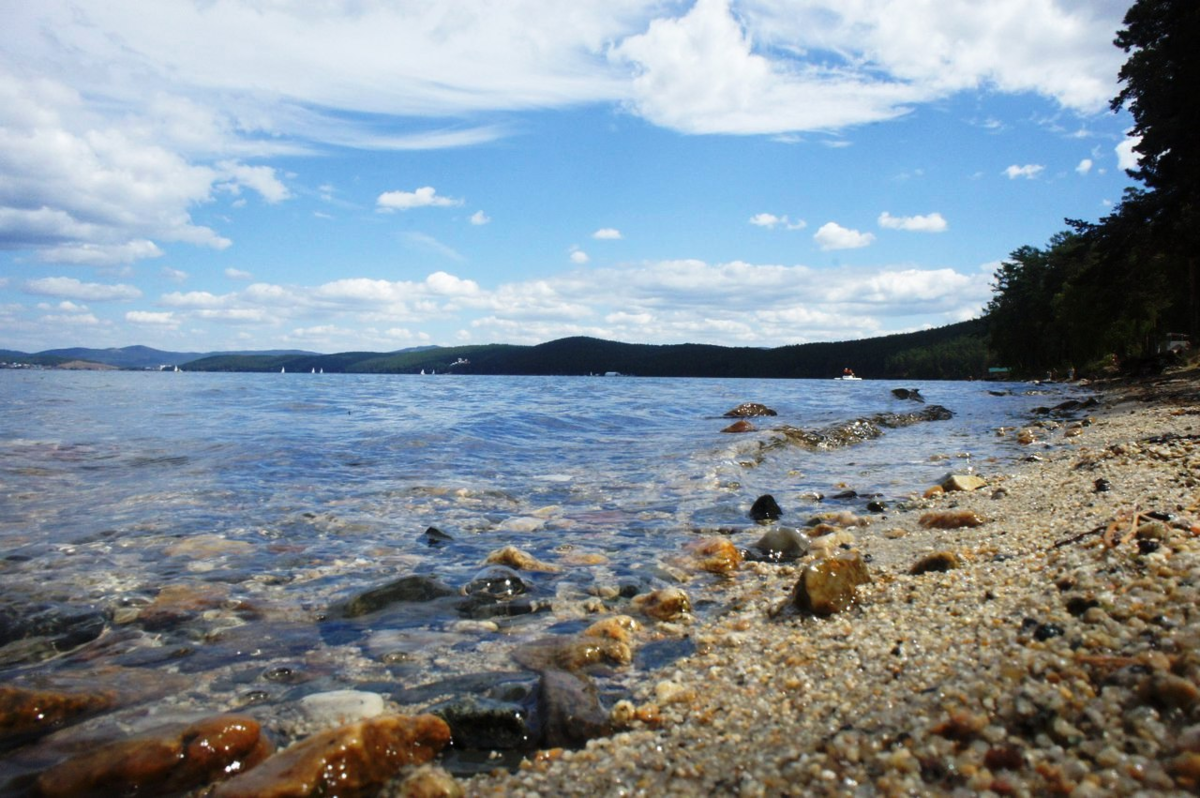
(1, 0, 1140, 353)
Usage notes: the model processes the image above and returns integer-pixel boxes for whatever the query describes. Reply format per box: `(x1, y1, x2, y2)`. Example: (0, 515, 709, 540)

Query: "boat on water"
(836, 375, 863, 381)
(836, 367, 862, 381)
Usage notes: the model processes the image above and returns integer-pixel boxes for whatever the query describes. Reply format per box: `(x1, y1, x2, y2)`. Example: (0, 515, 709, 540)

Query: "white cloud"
(593, 228, 623, 240)
(126, 310, 178, 326)
(24, 276, 142, 301)
(225, 268, 253, 280)
(1076, 158, 1094, 175)
(1116, 133, 1141, 172)
(161, 267, 189, 283)
(470, 210, 492, 225)
(376, 186, 463, 211)
(750, 213, 806, 230)
(878, 211, 948, 233)
(814, 222, 875, 250)
(216, 161, 290, 203)
(1004, 164, 1044, 179)
(570, 249, 591, 264)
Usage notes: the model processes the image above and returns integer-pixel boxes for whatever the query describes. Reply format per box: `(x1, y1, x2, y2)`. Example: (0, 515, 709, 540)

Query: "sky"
(0, 0, 1142, 354)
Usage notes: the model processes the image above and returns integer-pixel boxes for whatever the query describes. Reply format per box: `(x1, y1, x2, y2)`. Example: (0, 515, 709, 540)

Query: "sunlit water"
(0, 371, 1076, 755)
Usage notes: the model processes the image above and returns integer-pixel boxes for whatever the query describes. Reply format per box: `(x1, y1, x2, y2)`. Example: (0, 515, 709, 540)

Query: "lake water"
(0, 371, 1076, 771)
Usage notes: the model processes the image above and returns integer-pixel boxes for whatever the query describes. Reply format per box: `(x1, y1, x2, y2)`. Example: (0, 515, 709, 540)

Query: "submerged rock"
(720, 420, 755, 433)
(484, 545, 560, 573)
(211, 714, 451, 798)
(891, 388, 925, 402)
(749, 494, 783, 522)
(791, 550, 871, 616)
(462, 566, 529, 601)
(723, 402, 777, 417)
(36, 714, 272, 798)
(0, 602, 107, 664)
(340, 575, 457, 618)
(0, 685, 116, 750)
(428, 694, 537, 751)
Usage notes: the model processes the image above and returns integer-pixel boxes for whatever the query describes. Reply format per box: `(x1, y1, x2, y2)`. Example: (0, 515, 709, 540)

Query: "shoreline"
(463, 368, 1200, 796)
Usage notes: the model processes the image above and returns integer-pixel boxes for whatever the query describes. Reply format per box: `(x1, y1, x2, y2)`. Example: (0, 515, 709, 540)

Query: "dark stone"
(455, 596, 548, 620)
(866, 500, 888, 513)
(538, 670, 611, 749)
(749, 494, 782, 522)
(1032, 622, 1065, 641)
(463, 566, 528, 600)
(0, 603, 108, 665)
(831, 490, 858, 500)
(723, 402, 777, 417)
(891, 388, 924, 402)
(428, 694, 537, 751)
(339, 575, 456, 619)
(420, 527, 454, 547)
(748, 527, 810, 563)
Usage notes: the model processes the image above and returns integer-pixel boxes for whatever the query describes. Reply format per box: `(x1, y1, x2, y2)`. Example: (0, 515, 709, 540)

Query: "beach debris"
(790, 550, 871, 616)
(339, 575, 456, 618)
(749, 494, 783, 521)
(37, 714, 272, 798)
(632, 587, 691, 621)
(485, 545, 561, 573)
(685, 537, 742, 574)
(748, 526, 810, 562)
(210, 714, 450, 798)
(723, 402, 777, 417)
(919, 510, 986, 529)
(721, 419, 755, 433)
(910, 550, 962, 575)
(940, 474, 987, 492)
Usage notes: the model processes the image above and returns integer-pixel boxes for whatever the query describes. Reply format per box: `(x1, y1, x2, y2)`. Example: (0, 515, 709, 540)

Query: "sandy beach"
(461, 368, 1200, 797)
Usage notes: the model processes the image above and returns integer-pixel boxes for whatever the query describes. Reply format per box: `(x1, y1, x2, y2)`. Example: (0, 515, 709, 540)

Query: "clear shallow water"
(0, 371, 1077, 756)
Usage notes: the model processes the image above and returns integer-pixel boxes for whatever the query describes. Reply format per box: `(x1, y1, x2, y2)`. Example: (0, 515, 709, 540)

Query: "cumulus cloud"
(750, 213, 806, 230)
(1076, 158, 1094, 175)
(376, 186, 464, 211)
(814, 222, 875, 250)
(592, 228, 623, 239)
(24, 276, 142, 301)
(1004, 164, 1045, 179)
(1116, 133, 1141, 172)
(161, 267, 189, 283)
(470, 210, 492, 225)
(570, 248, 591, 264)
(878, 211, 948, 233)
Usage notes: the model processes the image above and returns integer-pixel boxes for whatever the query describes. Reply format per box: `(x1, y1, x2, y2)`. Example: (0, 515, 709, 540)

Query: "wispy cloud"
(377, 186, 464, 211)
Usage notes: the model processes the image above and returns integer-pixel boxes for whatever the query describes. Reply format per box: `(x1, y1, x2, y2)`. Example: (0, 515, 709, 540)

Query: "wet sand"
(462, 369, 1200, 796)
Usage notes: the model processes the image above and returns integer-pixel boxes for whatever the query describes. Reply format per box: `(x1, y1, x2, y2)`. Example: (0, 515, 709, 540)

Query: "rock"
(720, 419, 755, 433)
(631, 587, 691, 621)
(298, 690, 386, 727)
(210, 714, 451, 798)
(484, 545, 560, 573)
(462, 566, 529, 601)
(749, 527, 810, 562)
(538, 670, 611, 749)
(940, 474, 987, 492)
(137, 583, 232, 631)
(582, 615, 641, 644)
(514, 637, 633, 673)
(0, 603, 108, 664)
(809, 530, 856, 556)
(419, 527, 454, 547)
(918, 510, 986, 529)
(910, 551, 961, 575)
(428, 694, 537, 750)
(723, 402, 777, 417)
(340, 575, 457, 618)
(164, 533, 255, 557)
(398, 765, 464, 797)
(749, 494, 783, 522)
(891, 388, 924, 402)
(806, 510, 868, 528)
(791, 551, 871, 616)
(0, 685, 115, 749)
(685, 537, 741, 574)
(36, 714, 272, 797)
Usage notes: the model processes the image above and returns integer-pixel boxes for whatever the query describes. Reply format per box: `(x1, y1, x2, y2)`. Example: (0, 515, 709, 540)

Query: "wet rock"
(749, 494, 783, 522)
(0, 685, 115, 750)
(791, 550, 871, 616)
(0, 603, 107, 664)
(809, 529, 856, 556)
(298, 690, 386, 727)
(538, 670, 611, 749)
(428, 694, 537, 751)
(631, 587, 691, 621)
(891, 388, 924, 402)
(720, 419, 755, 433)
(910, 551, 961, 575)
(723, 402, 777, 417)
(515, 637, 633, 673)
(420, 527, 454, 547)
(685, 537, 742, 574)
(137, 583, 234, 631)
(36, 714, 272, 797)
(582, 615, 641, 644)
(340, 575, 457, 618)
(454, 596, 547, 621)
(211, 714, 451, 798)
(749, 527, 810, 562)
(919, 510, 986, 529)
(941, 474, 987, 492)
(398, 765, 464, 797)
(484, 545, 560, 573)
(462, 566, 528, 601)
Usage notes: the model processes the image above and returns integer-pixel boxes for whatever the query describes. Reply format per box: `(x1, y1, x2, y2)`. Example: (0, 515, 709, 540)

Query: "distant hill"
(182, 319, 992, 380)
(26, 345, 320, 369)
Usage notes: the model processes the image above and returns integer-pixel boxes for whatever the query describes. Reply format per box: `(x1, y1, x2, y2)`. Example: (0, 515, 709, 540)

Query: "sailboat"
(281, 367, 285, 373)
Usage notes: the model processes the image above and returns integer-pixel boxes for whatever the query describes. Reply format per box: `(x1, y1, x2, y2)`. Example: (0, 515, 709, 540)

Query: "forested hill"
(182, 319, 990, 379)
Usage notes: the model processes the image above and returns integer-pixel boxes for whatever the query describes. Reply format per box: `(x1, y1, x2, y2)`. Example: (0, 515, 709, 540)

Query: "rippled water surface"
(0, 370, 1076, 767)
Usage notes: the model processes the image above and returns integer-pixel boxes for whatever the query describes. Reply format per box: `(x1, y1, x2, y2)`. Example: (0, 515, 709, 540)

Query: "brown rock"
(515, 637, 633, 672)
(940, 474, 987, 492)
(723, 402, 777, 417)
(582, 615, 641, 644)
(918, 510, 986, 529)
(791, 551, 871, 616)
(720, 420, 755, 433)
(910, 551, 961, 575)
(484, 545, 560, 573)
(686, 537, 742, 574)
(631, 587, 691, 621)
(210, 714, 450, 798)
(36, 714, 272, 797)
(398, 765, 464, 797)
(0, 685, 115, 747)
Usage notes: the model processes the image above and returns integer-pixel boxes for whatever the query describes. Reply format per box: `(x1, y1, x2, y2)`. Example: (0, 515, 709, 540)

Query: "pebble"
(298, 690, 386, 727)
